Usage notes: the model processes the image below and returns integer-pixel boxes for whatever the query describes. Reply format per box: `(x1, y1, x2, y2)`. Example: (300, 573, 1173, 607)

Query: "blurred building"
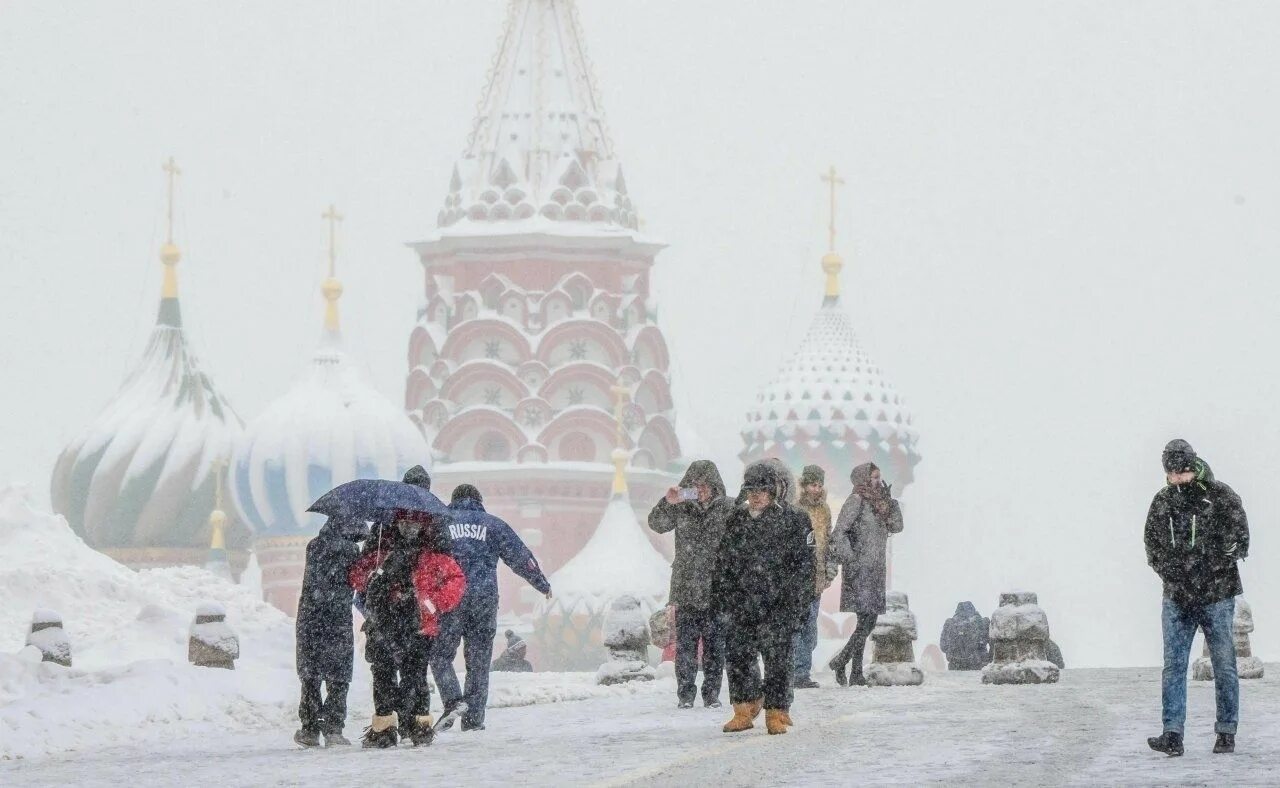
(50, 159, 249, 576)
(404, 0, 684, 614)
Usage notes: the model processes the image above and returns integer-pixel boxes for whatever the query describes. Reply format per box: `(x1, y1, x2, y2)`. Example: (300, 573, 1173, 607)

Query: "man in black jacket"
(648, 460, 733, 709)
(1144, 439, 1250, 757)
(712, 462, 813, 736)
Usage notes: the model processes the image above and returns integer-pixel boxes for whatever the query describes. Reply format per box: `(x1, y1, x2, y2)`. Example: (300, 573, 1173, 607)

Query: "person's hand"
(544, 591, 554, 600)
(664, 486, 681, 505)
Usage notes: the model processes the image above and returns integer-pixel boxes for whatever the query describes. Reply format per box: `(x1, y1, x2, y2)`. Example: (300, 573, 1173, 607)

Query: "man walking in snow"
(431, 484, 550, 731)
(712, 461, 813, 735)
(647, 460, 733, 708)
(791, 465, 835, 688)
(1145, 439, 1250, 757)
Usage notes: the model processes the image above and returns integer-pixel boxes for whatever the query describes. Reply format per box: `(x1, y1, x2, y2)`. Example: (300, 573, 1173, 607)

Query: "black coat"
(647, 461, 732, 611)
(296, 517, 366, 681)
(939, 601, 989, 670)
(710, 501, 813, 629)
(1144, 476, 1249, 607)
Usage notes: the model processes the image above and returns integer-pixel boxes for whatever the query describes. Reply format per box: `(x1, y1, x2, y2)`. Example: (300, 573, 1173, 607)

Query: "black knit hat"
(403, 465, 431, 490)
(800, 465, 825, 486)
(1161, 439, 1197, 474)
(451, 483, 483, 504)
(740, 462, 778, 493)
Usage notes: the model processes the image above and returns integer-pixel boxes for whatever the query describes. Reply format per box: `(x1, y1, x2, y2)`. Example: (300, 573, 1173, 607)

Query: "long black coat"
(296, 517, 366, 681)
(939, 601, 989, 670)
(647, 460, 732, 611)
(1144, 475, 1249, 607)
(710, 501, 813, 630)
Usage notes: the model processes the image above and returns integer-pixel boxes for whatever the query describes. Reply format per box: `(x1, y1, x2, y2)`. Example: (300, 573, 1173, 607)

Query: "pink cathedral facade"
(405, 0, 682, 615)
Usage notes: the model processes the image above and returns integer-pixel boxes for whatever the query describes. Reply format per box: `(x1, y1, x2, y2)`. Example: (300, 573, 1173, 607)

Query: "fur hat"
(800, 465, 825, 487)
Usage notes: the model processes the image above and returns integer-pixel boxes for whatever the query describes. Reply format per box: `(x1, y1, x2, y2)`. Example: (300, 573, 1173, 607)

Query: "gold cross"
(322, 204, 344, 277)
(820, 165, 845, 252)
(162, 156, 181, 244)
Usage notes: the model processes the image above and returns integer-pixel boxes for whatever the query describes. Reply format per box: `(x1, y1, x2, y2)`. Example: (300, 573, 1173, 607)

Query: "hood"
(319, 515, 369, 543)
(679, 460, 726, 498)
(850, 462, 879, 491)
(763, 458, 796, 505)
(954, 601, 978, 618)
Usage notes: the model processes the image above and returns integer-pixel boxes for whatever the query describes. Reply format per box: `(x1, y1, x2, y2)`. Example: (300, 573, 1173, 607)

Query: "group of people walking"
(648, 457, 904, 735)
(292, 467, 551, 749)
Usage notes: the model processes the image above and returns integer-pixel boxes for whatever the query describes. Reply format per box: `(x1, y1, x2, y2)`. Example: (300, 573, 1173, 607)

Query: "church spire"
(204, 458, 232, 580)
(157, 157, 184, 326)
(609, 379, 630, 496)
(820, 164, 845, 305)
(320, 204, 344, 342)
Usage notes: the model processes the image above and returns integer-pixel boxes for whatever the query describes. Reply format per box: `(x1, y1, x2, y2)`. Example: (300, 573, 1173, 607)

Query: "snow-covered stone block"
(867, 591, 923, 686)
(983, 591, 1059, 685)
(25, 611, 71, 667)
(188, 603, 239, 670)
(596, 596, 653, 685)
(1192, 598, 1264, 681)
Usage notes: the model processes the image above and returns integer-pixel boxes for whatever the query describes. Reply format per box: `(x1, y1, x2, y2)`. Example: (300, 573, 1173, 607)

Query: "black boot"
(409, 715, 436, 746)
(1213, 733, 1235, 754)
(322, 730, 351, 746)
(850, 672, 867, 687)
(361, 714, 399, 749)
(828, 657, 848, 687)
(293, 728, 321, 748)
(1147, 731, 1184, 757)
(438, 701, 460, 731)
(792, 676, 820, 689)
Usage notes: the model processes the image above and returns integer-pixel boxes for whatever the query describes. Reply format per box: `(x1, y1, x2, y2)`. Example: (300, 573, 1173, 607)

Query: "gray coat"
(831, 492, 903, 614)
(647, 461, 731, 611)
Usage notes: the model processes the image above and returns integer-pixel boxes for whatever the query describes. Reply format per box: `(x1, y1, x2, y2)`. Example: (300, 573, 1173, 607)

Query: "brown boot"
(765, 709, 788, 735)
(747, 697, 763, 720)
(722, 702, 756, 733)
(778, 710, 793, 727)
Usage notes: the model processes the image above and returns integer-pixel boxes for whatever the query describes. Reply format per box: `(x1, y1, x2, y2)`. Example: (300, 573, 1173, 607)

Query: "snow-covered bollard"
(982, 591, 1059, 685)
(1192, 598, 1264, 681)
(188, 602, 239, 670)
(596, 595, 655, 686)
(866, 591, 924, 686)
(26, 609, 72, 667)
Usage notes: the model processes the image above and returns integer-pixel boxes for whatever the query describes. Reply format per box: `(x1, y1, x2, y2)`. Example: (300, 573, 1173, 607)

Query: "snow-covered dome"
(740, 244, 921, 493)
(232, 232, 430, 539)
(50, 183, 246, 565)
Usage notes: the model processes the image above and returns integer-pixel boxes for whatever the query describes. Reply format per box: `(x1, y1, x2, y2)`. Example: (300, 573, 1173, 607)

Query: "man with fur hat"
(791, 464, 835, 688)
(711, 461, 813, 735)
(648, 460, 733, 708)
(1145, 439, 1250, 757)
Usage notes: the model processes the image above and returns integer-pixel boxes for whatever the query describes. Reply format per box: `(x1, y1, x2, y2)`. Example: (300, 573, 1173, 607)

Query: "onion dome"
(739, 168, 921, 494)
(50, 158, 246, 567)
(232, 206, 430, 539)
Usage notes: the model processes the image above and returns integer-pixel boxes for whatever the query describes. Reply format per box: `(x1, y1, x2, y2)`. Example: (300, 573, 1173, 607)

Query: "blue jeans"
(1161, 596, 1238, 735)
(675, 608, 725, 704)
(791, 599, 820, 679)
(430, 596, 498, 726)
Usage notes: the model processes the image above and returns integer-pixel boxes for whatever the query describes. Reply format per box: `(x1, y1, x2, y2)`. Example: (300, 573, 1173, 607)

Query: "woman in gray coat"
(826, 462, 903, 685)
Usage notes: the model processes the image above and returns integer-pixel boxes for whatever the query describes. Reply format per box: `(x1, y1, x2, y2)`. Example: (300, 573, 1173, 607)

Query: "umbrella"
(307, 478, 450, 523)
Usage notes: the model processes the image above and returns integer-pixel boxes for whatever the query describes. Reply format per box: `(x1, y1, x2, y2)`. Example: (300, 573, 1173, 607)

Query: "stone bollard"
(866, 591, 924, 686)
(596, 595, 655, 686)
(982, 591, 1060, 685)
(26, 610, 72, 667)
(188, 602, 239, 670)
(1192, 598, 1264, 681)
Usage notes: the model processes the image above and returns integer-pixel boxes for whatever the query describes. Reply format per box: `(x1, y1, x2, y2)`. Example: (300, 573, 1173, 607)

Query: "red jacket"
(349, 548, 466, 637)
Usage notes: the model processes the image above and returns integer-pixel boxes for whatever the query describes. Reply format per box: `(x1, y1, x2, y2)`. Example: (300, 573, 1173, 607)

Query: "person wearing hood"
(712, 461, 813, 736)
(349, 510, 465, 748)
(293, 514, 369, 748)
(939, 601, 989, 671)
(491, 630, 533, 672)
(791, 465, 836, 689)
(648, 460, 733, 709)
(431, 484, 550, 731)
(1144, 440, 1250, 757)
(827, 462, 903, 686)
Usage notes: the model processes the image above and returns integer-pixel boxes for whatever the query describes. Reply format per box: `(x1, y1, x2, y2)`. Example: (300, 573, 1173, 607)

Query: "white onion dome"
(50, 198, 245, 559)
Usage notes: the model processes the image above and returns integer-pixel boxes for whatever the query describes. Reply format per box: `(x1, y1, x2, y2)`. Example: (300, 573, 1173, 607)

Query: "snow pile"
(597, 595, 655, 685)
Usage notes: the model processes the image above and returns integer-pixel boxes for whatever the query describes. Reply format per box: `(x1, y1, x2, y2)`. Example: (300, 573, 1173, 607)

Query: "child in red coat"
(350, 510, 465, 748)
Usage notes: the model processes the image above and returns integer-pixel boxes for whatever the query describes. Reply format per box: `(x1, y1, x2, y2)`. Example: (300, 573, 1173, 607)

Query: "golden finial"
(160, 156, 182, 296)
(610, 379, 630, 495)
(320, 204, 344, 333)
(820, 164, 845, 300)
(208, 458, 228, 551)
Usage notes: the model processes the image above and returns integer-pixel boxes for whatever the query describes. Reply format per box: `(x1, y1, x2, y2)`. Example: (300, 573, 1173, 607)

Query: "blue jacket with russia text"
(446, 497, 551, 606)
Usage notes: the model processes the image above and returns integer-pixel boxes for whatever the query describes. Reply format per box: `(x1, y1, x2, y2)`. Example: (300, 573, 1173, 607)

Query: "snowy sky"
(3, 0, 1278, 668)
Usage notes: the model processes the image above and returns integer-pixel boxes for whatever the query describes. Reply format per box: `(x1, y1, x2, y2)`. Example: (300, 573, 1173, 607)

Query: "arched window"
(560, 432, 596, 462)
(477, 433, 512, 462)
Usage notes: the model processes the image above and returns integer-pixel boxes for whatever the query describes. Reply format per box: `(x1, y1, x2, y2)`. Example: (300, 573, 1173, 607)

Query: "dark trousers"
(431, 597, 498, 726)
(725, 619, 794, 710)
(832, 613, 878, 676)
(367, 632, 434, 720)
(674, 607, 725, 704)
(298, 677, 349, 734)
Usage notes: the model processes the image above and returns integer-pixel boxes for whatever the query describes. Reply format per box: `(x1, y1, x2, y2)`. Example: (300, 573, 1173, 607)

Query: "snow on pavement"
(3, 667, 1276, 786)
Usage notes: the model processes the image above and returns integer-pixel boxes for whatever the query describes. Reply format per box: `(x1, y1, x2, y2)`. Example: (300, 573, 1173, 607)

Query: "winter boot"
(778, 710, 793, 727)
(1147, 731, 1184, 757)
(293, 728, 321, 748)
(703, 698, 723, 709)
(850, 671, 867, 687)
(677, 699, 695, 709)
(460, 720, 486, 731)
(322, 730, 351, 747)
(829, 658, 848, 687)
(722, 703, 756, 733)
(438, 701, 460, 731)
(765, 709, 788, 735)
(1213, 733, 1235, 754)
(792, 676, 820, 689)
(361, 713, 399, 749)
(409, 715, 435, 746)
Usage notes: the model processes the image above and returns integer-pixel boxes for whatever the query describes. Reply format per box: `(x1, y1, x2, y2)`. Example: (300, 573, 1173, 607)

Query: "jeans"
(674, 607, 725, 704)
(791, 599, 820, 679)
(725, 619, 794, 710)
(430, 597, 498, 726)
(298, 678, 349, 734)
(1161, 596, 1238, 735)
(831, 613, 878, 677)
